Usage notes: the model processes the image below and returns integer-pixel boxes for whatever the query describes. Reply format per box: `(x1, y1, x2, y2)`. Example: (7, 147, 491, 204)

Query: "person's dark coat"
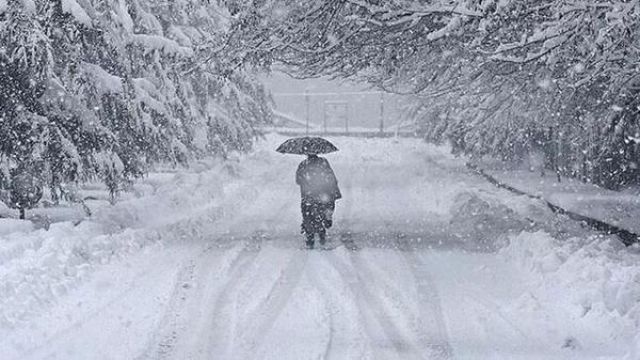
(296, 155, 341, 236)
(296, 155, 341, 203)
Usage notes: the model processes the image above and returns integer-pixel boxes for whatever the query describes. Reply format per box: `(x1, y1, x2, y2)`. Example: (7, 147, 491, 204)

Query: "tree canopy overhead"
(220, 1, 637, 89)
(219, 0, 640, 188)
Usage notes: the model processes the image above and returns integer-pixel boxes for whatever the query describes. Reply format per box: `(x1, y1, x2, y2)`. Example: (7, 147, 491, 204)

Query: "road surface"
(2, 136, 629, 359)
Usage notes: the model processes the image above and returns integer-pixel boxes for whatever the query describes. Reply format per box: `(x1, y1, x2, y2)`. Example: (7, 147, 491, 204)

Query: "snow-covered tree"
(0, 0, 271, 207)
(219, 0, 640, 189)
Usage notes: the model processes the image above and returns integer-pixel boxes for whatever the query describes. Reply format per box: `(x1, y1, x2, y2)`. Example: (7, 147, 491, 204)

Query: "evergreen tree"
(0, 0, 271, 210)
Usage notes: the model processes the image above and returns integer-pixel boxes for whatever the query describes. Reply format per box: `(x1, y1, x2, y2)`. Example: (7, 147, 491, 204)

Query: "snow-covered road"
(2, 136, 637, 359)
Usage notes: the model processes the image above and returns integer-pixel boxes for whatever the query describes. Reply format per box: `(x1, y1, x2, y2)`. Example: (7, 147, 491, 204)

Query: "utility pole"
(305, 89, 310, 136)
(379, 92, 384, 134)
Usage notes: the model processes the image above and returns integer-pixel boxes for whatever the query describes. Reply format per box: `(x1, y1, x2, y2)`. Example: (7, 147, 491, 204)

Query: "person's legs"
(301, 201, 314, 246)
(301, 200, 335, 248)
(302, 201, 322, 248)
(318, 229, 326, 245)
(305, 232, 315, 249)
(322, 202, 335, 229)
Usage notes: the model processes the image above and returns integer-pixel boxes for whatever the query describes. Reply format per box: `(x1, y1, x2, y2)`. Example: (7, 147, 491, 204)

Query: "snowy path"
(2, 136, 635, 359)
(135, 241, 452, 360)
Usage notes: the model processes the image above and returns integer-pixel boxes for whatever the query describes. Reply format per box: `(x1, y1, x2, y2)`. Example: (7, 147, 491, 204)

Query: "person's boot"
(305, 234, 315, 249)
(318, 230, 326, 245)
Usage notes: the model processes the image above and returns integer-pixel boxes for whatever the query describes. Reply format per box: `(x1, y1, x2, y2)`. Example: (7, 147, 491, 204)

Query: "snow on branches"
(0, 0, 271, 207)
(220, 0, 640, 188)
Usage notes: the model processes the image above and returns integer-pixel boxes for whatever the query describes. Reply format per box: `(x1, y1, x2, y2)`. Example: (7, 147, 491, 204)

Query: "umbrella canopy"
(276, 137, 338, 155)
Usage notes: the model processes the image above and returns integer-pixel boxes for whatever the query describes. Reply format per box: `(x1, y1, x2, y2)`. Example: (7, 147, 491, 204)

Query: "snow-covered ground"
(484, 168, 640, 236)
(1, 135, 639, 359)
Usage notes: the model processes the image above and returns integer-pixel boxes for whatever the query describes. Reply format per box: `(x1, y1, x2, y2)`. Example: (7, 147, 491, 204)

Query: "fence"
(270, 90, 411, 136)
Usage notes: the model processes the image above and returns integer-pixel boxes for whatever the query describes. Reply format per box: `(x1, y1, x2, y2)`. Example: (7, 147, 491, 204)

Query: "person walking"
(276, 136, 341, 249)
(296, 154, 341, 248)
(296, 154, 342, 248)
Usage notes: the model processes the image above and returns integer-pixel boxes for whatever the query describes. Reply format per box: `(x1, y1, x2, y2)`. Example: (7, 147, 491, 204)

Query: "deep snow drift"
(1, 135, 638, 359)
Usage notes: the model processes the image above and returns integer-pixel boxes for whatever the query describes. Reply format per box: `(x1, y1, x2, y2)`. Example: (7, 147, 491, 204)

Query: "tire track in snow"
(202, 240, 264, 359)
(389, 235, 453, 359)
(306, 252, 372, 360)
(349, 252, 429, 360)
(324, 250, 426, 360)
(402, 251, 454, 359)
(305, 256, 337, 360)
(145, 260, 197, 360)
(231, 248, 308, 357)
(205, 242, 307, 359)
(136, 241, 246, 360)
(137, 231, 269, 360)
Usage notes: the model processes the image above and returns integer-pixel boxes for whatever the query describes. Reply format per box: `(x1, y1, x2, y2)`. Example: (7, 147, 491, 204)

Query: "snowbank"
(448, 191, 533, 250)
(499, 231, 640, 357)
(442, 150, 640, 355)
(0, 158, 233, 329)
(460, 160, 640, 355)
(485, 168, 640, 238)
(0, 220, 34, 237)
(0, 222, 146, 326)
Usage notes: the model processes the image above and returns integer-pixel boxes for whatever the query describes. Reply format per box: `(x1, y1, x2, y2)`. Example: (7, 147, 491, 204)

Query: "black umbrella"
(276, 137, 338, 155)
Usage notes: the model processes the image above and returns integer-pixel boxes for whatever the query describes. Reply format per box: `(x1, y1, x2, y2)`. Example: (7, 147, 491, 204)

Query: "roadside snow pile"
(0, 220, 34, 237)
(0, 223, 153, 327)
(484, 167, 640, 238)
(499, 231, 640, 357)
(0, 159, 233, 329)
(449, 191, 534, 250)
